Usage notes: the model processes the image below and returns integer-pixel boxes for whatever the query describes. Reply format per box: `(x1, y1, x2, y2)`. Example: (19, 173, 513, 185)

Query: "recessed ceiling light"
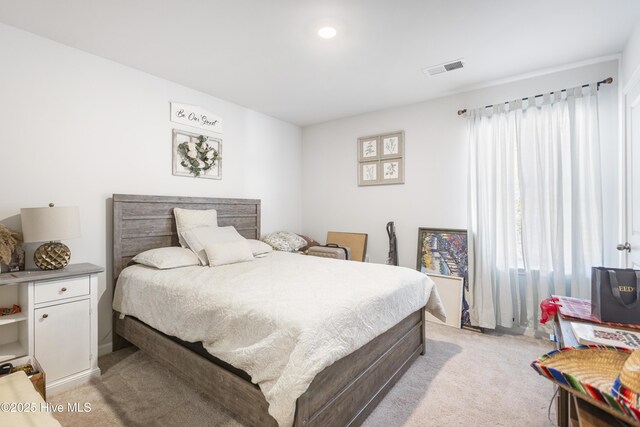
(318, 26, 337, 39)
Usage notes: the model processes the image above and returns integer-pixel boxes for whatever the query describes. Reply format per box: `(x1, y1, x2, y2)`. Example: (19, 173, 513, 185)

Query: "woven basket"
(531, 345, 639, 421)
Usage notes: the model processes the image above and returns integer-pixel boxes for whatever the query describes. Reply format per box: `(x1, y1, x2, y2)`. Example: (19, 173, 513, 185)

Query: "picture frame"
(358, 160, 379, 186)
(357, 136, 379, 162)
(172, 129, 222, 180)
(423, 274, 464, 329)
(357, 130, 404, 186)
(379, 131, 404, 159)
(326, 231, 369, 262)
(416, 227, 471, 328)
(380, 158, 403, 184)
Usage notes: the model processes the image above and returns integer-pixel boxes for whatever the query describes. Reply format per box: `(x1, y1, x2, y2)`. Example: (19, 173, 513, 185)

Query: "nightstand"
(0, 263, 103, 395)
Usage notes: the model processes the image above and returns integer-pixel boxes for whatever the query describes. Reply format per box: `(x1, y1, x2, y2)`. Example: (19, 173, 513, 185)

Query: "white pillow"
(133, 247, 200, 269)
(173, 208, 218, 248)
(261, 231, 307, 252)
(205, 240, 254, 267)
(181, 225, 245, 265)
(247, 239, 273, 256)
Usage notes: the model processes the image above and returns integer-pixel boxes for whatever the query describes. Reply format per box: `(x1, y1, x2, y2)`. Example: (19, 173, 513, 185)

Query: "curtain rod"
(457, 77, 613, 116)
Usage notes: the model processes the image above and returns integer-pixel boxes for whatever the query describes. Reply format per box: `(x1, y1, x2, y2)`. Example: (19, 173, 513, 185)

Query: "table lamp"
(21, 203, 81, 270)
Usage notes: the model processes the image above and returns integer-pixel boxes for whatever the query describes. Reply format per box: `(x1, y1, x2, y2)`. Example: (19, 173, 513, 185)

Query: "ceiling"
(1, 0, 639, 126)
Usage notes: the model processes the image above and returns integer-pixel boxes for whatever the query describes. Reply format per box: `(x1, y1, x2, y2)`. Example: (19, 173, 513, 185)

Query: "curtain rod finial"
(603, 77, 614, 85)
(458, 109, 467, 116)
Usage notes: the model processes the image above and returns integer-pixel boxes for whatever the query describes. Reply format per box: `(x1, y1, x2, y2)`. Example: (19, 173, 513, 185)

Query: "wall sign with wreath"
(172, 129, 222, 179)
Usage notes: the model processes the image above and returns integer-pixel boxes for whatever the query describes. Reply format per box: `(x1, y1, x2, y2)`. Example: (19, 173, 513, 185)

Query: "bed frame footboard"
(295, 308, 425, 427)
(114, 307, 426, 427)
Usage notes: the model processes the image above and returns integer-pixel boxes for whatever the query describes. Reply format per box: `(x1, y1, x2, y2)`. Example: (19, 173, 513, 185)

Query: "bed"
(111, 194, 444, 427)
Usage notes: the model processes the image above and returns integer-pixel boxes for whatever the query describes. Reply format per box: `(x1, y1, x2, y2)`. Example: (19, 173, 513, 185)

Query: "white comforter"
(113, 251, 445, 426)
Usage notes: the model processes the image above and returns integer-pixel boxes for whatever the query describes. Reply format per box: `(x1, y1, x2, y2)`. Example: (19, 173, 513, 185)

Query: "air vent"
(423, 59, 465, 76)
(444, 60, 463, 71)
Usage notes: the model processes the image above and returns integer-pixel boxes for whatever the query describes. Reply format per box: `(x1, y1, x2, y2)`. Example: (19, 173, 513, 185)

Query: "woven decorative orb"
(34, 241, 71, 270)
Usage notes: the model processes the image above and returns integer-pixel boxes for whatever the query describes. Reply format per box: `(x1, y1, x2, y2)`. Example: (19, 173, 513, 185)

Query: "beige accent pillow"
(205, 240, 254, 267)
(173, 208, 218, 248)
(181, 225, 245, 265)
(132, 247, 200, 269)
(247, 239, 273, 256)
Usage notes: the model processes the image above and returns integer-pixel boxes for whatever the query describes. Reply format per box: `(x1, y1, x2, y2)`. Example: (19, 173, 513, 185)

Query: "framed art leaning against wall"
(417, 227, 472, 328)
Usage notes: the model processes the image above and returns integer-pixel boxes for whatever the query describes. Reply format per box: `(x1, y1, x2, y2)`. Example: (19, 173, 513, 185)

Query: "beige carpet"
(50, 323, 556, 426)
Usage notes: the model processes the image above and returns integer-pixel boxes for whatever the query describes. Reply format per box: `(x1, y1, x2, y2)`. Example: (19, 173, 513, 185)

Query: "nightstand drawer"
(34, 276, 90, 304)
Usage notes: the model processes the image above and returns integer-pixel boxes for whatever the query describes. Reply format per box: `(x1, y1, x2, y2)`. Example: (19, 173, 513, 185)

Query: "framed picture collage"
(357, 131, 404, 186)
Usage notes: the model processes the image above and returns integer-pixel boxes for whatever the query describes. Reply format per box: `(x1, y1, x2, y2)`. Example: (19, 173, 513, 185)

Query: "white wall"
(301, 60, 620, 270)
(0, 24, 302, 353)
(0, 20, 623, 352)
(623, 20, 640, 85)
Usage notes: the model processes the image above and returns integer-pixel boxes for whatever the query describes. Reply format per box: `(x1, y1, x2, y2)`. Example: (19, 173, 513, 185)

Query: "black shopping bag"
(591, 267, 640, 325)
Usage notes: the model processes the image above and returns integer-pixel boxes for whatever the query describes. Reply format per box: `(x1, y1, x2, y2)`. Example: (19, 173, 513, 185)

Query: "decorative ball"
(34, 242, 71, 270)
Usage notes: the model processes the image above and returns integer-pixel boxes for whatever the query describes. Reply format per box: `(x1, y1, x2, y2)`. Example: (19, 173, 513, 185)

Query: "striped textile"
(613, 376, 640, 421)
(555, 295, 640, 330)
(531, 345, 639, 422)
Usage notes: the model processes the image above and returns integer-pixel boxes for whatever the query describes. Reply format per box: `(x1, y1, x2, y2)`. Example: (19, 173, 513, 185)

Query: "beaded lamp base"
(34, 241, 71, 270)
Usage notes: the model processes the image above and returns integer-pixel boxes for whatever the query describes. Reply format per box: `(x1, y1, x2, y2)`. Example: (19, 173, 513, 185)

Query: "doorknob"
(617, 242, 631, 252)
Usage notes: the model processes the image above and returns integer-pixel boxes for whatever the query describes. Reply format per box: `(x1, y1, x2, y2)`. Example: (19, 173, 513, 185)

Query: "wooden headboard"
(112, 194, 261, 282)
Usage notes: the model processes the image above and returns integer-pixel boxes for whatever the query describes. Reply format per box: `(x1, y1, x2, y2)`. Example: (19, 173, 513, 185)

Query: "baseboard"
(98, 342, 113, 357)
(46, 368, 101, 397)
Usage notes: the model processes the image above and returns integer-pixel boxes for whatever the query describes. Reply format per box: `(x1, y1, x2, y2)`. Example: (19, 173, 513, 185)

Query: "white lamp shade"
(21, 206, 81, 243)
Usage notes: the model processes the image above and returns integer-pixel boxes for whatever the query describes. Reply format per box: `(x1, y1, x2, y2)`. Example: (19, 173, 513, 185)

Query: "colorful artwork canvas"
(417, 228, 472, 327)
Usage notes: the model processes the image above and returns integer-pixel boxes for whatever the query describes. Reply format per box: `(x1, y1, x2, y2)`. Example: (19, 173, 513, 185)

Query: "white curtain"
(467, 85, 603, 330)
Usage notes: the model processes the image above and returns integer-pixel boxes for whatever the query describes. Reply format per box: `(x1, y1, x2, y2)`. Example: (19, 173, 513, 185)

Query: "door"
(35, 299, 91, 382)
(624, 79, 640, 268)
